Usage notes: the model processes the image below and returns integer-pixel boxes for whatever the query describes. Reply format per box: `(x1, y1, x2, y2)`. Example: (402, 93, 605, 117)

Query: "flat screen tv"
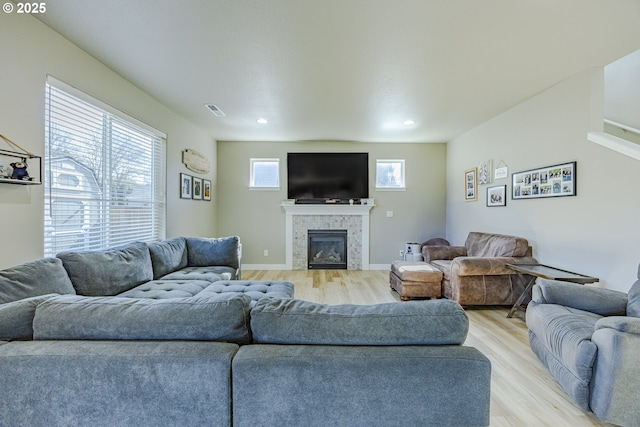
(287, 152, 369, 202)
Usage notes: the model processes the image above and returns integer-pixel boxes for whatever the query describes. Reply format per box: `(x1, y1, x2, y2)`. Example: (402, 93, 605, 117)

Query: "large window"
(44, 77, 166, 256)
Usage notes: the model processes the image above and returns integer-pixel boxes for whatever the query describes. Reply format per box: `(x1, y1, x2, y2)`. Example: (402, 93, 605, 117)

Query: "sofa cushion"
(200, 280, 294, 303)
(465, 231, 529, 257)
(32, 293, 252, 344)
(57, 242, 154, 296)
(147, 237, 188, 279)
(534, 279, 628, 316)
(116, 279, 213, 299)
(186, 236, 240, 269)
(160, 266, 234, 282)
(232, 344, 491, 427)
(0, 340, 238, 427)
(627, 278, 640, 317)
(250, 298, 468, 345)
(526, 302, 599, 382)
(452, 257, 519, 276)
(0, 294, 59, 340)
(430, 259, 452, 277)
(0, 258, 75, 304)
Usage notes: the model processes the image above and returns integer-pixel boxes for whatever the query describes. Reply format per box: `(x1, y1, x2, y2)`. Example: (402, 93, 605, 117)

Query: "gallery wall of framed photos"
(180, 173, 211, 201)
(512, 161, 576, 200)
(466, 159, 576, 207)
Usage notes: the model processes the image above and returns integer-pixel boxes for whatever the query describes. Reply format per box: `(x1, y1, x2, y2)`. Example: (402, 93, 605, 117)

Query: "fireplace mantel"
(280, 202, 375, 216)
(281, 201, 375, 270)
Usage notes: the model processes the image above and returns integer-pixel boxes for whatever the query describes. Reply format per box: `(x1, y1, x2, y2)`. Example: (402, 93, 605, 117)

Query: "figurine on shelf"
(10, 159, 29, 180)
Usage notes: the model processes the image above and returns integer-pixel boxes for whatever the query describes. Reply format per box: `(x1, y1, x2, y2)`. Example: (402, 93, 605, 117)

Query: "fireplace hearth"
(308, 229, 347, 269)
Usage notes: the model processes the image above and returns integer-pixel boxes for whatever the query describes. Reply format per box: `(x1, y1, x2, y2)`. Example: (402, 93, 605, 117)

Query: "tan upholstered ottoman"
(389, 261, 443, 301)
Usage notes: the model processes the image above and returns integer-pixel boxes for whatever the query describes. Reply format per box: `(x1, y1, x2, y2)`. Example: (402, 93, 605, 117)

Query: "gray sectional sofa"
(0, 236, 492, 426)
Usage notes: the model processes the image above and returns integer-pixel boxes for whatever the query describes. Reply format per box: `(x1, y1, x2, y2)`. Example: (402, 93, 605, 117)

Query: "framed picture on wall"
(464, 168, 477, 201)
(192, 177, 203, 200)
(487, 185, 507, 207)
(478, 159, 492, 184)
(180, 173, 192, 199)
(203, 179, 211, 201)
(512, 161, 576, 200)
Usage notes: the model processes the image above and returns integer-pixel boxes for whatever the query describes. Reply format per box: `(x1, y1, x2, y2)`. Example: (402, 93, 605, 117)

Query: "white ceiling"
(36, 0, 640, 143)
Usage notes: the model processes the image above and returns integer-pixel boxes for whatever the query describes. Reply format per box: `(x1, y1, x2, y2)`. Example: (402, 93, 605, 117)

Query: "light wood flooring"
(243, 269, 615, 427)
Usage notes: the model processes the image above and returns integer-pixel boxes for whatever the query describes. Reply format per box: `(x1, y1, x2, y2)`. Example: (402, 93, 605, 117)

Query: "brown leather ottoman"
(390, 261, 443, 301)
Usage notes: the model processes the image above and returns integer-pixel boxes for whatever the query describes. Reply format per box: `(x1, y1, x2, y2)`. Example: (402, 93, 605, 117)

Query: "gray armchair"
(526, 264, 640, 426)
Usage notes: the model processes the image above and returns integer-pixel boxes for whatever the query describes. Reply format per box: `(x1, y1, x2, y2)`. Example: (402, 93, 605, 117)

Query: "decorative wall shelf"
(0, 149, 42, 185)
(0, 176, 42, 185)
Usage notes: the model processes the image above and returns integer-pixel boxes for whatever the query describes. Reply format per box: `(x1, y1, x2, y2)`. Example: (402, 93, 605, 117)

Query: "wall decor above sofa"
(512, 161, 576, 199)
(180, 173, 192, 199)
(182, 148, 210, 174)
(478, 159, 492, 184)
(486, 185, 507, 207)
(193, 177, 203, 200)
(0, 133, 42, 185)
(180, 173, 211, 201)
(464, 167, 477, 201)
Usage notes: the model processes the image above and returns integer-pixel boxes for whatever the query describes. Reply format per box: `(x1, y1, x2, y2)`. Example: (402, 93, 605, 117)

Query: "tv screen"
(287, 152, 369, 201)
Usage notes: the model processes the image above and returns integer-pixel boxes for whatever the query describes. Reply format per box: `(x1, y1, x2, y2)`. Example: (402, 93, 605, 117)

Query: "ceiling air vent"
(204, 104, 225, 117)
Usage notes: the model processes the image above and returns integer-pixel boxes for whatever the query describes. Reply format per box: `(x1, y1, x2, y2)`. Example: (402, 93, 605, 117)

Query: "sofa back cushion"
(0, 258, 75, 304)
(186, 236, 240, 268)
(0, 294, 59, 340)
(627, 264, 640, 317)
(147, 237, 188, 279)
(32, 293, 252, 344)
(57, 242, 153, 296)
(250, 298, 468, 345)
(465, 231, 529, 257)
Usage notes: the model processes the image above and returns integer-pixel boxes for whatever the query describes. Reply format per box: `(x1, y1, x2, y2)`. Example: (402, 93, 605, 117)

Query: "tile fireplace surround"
(281, 202, 374, 270)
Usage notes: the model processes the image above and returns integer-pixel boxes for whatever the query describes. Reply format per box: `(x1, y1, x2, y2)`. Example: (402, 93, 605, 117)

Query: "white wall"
(217, 140, 447, 267)
(0, 13, 217, 269)
(605, 49, 640, 131)
(446, 68, 640, 292)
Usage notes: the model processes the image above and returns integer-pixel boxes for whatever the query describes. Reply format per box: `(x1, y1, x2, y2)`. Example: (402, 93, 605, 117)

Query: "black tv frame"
(287, 152, 369, 203)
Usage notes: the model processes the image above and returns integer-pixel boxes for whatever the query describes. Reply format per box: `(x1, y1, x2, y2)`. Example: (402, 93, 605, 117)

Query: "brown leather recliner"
(422, 232, 537, 306)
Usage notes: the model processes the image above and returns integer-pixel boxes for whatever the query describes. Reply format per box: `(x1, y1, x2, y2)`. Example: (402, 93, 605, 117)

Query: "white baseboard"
(242, 264, 288, 270)
(368, 264, 391, 270)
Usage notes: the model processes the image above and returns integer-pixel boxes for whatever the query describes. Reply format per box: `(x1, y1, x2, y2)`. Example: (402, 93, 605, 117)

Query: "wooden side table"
(506, 263, 598, 318)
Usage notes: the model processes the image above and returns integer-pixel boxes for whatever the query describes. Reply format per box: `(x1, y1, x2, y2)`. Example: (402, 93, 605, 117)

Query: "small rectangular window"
(376, 159, 405, 189)
(250, 158, 280, 188)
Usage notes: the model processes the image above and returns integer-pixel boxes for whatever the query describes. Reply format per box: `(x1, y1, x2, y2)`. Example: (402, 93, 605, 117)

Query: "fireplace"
(308, 229, 347, 269)
(282, 202, 374, 270)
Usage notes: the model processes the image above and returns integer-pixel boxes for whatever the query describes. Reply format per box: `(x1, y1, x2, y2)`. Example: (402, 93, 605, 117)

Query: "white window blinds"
(250, 158, 280, 188)
(375, 159, 405, 189)
(44, 77, 166, 256)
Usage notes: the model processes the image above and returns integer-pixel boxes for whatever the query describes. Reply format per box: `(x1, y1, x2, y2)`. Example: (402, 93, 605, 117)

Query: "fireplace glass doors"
(307, 229, 347, 269)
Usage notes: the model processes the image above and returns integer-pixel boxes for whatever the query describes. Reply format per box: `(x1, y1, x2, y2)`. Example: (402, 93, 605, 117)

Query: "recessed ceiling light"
(403, 119, 415, 126)
(257, 118, 268, 124)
